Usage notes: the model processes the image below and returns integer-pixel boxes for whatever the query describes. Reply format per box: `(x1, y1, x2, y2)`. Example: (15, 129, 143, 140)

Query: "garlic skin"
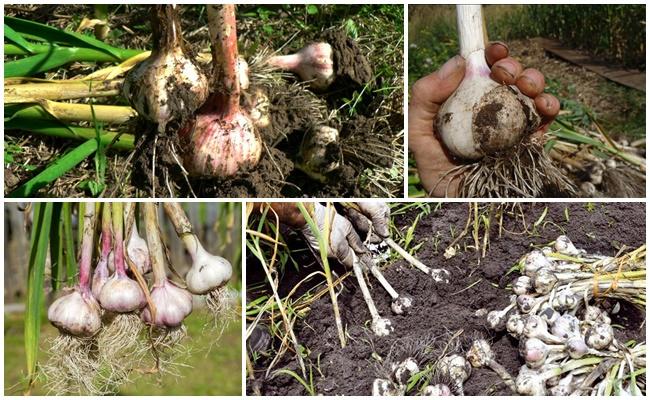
(98, 273, 147, 313)
(185, 241, 232, 295)
(48, 288, 102, 337)
(439, 354, 472, 391)
(393, 357, 419, 386)
(123, 48, 208, 127)
(268, 43, 335, 91)
(181, 109, 262, 177)
(435, 6, 540, 161)
(297, 125, 342, 181)
(92, 255, 110, 300)
(127, 227, 151, 275)
(422, 384, 452, 396)
(141, 279, 193, 327)
(122, 5, 208, 130)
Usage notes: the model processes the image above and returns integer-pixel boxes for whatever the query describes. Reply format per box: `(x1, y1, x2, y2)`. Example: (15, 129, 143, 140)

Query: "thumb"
(409, 55, 466, 120)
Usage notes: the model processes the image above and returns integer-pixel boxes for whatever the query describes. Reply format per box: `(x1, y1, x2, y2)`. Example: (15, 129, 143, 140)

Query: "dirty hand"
(301, 203, 367, 268)
(408, 41, 561, 197)
(343, 202, 391, 242)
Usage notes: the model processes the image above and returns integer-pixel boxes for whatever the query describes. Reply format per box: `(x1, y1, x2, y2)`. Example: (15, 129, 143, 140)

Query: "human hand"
(343, 202, 391, 242)
(301, 203, 367, 268)
(408, 42, 561, 197)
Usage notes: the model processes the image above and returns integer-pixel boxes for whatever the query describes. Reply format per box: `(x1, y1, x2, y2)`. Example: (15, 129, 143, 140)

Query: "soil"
(247, 202, 646, 396)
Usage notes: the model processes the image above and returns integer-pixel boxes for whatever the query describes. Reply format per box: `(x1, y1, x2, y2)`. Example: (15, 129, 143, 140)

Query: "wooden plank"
(533, 37, 645, 92)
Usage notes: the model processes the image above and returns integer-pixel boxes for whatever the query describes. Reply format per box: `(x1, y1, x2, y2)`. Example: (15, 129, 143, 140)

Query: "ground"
(4, 5, 403, 198)
(4, 310, 242, 395)
(247, 202, 646, 395)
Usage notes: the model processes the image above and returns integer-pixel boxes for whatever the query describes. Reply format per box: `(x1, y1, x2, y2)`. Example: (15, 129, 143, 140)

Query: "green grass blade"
(62, 202, 77, 285)
(4, 24, 35, 53)
(49, 203, 64, 290)
(24, 202, 54, 390)
(5, 16, 123, 59)
(8, 139, 99, 198)
(5, 118, 134, 150)
(5, 46, 141, 77)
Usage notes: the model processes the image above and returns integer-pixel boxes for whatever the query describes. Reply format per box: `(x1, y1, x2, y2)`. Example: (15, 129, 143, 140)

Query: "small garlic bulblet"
(48, 288, 102, 337)
(142, 280, 193, 327)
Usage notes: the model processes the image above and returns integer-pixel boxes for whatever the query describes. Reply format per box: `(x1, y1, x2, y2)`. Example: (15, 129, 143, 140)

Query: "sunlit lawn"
(4, 307, 242, 395)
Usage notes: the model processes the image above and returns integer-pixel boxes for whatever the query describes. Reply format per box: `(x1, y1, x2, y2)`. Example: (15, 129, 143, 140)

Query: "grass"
(4, 308, 242, 395)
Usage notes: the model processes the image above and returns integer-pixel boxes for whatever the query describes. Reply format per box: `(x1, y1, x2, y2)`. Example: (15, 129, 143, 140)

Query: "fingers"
(330, 214, 366, 268)
(490, 57, 523, 85)
(409, 55, 466, 115)
(485, 41, 509, 66)
(355, 202, 390, 238)
(534, 93, 560, 133)
(534, 93, 560, 119)
(516, 68, 545, 98)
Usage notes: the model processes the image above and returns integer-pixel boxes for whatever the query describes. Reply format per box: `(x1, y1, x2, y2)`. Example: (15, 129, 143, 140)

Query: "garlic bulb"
(141, 279, 193, 327)
(296, 125, 342, 181)
(98, 273, 147, 313)
(438, 354, 471, 393)
(393, 357, 419, 386)
(267, 42, 335, 91)
(123, 5, 208, 130)
(436, 6, 540, 160)
(48, 288, 102, 337)
(422, 384, 452, 396)
(180, 5, 261, 177)
(185, 238, 233, 295)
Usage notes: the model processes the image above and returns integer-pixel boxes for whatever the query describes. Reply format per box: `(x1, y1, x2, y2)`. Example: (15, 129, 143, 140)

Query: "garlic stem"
(151, 5, 182, 52)
(100, 203, 112, 259)
(162, 202, 200, 258)
(456, 5, 490, 77)
(111, 202, 127, 276)
(456, 5, 486, 58)
(207, 4, 241, 114)
(268, 53, 301, 71)
(143, 202, 167, 286)
(79, 202, 96, 291)
(385, 238, 449, 282)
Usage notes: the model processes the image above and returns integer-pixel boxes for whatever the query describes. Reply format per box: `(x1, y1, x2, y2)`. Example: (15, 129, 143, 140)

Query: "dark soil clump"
(247, 202, 646, 396)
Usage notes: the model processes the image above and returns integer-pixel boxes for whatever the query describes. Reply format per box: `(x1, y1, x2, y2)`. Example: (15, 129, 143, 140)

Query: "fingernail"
(438, 55, 464, 79)
(520, 76, 537, 91)
(489, 41, 509, 52)
(494, 65, 514, 80)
